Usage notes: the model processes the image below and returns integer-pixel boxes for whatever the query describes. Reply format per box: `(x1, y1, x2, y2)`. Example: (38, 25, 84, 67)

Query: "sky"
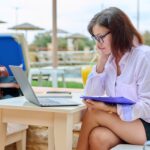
(0, 0, 150, 43)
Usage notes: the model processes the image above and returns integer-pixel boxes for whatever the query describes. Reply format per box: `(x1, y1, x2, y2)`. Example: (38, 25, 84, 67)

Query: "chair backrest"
(0, 35, 26, 75)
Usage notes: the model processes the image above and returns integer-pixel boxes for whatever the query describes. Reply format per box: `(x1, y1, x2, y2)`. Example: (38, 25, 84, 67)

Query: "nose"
(96, 41, 103, 46)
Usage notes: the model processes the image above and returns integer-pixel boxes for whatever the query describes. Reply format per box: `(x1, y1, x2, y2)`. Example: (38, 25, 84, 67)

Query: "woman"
(77, 7, 150, 150)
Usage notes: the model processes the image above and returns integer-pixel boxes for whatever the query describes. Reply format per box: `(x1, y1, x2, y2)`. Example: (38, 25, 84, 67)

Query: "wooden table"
(0, 87, 85, 150)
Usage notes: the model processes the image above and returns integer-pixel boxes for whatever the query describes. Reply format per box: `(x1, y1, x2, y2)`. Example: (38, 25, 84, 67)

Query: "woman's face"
(92, 25, 112, 55)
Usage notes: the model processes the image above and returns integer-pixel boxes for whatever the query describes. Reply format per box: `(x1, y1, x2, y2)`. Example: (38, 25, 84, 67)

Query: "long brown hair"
(88, 7, 143, 57)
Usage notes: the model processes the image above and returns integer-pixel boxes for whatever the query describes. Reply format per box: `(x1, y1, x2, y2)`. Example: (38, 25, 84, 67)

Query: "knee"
(89, 127, 111, 149)
(84, 108, 101, 120)
(82, 109, 96, 121)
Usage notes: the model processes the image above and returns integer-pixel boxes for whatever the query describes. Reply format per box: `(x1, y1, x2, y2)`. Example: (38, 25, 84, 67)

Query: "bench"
(111, 144, 143, 150)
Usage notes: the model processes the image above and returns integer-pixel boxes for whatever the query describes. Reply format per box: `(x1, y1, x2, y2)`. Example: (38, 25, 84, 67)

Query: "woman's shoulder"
(135, 44, 150, 52)
(132, 44, 150, 59)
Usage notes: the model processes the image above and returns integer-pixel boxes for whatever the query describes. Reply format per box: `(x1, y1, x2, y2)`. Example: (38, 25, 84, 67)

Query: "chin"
(102, 50, 110, 55)
(104, 49, 111, 55)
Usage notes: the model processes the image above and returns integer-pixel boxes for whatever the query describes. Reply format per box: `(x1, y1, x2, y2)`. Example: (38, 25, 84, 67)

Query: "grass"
(32, 80, 84, 89)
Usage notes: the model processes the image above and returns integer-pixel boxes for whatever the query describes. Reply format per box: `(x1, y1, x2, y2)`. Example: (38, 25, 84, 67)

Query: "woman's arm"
(117, 50, 150, 121)
(96, 52, 110, 73)
(84, 53, 110, 96)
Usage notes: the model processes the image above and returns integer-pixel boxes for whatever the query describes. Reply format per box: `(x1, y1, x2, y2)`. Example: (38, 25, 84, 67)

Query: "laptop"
(10, 65, 80, 107)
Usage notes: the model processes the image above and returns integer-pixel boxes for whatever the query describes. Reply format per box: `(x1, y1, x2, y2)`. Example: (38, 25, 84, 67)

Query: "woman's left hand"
(84, 99, 117, 113)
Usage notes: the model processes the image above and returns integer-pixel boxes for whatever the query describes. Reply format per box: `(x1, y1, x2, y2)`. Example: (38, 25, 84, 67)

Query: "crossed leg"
(89, 127, 123, 150)
(77, 108, 146, 150)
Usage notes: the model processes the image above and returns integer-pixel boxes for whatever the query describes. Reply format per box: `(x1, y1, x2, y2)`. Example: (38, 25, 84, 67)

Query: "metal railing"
(30, 50, 96, 67)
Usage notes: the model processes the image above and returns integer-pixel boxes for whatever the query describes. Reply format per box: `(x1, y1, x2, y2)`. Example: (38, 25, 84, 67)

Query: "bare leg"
(77, 109, 100, 150)
(76, 108, 146, 150)
(89, 127, 123, 150)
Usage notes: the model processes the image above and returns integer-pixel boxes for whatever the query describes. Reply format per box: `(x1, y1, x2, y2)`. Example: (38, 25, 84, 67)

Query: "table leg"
(0, 110, 7, 150)
(54, 113, 73, 150)
(62, 73, 66, 87)
(51, 69, 58, 87)
(38, 71, 43, 86)
(48, 124, 55, 150)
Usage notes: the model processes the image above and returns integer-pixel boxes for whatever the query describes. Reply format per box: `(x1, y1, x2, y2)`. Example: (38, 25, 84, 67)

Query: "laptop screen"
(9, 65, 40, 105)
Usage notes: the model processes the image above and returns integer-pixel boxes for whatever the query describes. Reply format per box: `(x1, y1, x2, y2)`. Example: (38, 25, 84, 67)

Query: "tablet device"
(80, 96, 136, 105)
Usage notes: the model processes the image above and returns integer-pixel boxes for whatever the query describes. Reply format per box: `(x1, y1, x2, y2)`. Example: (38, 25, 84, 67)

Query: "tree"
(143, 31, 150, 46)
(33, 32, 51, 47)
(32, 31, 94, 51)
(73, 38, 94, 51)
(58, 37, 67, 50)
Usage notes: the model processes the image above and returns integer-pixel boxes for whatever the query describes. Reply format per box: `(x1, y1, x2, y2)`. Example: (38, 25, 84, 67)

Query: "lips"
(100, 48, 105, 51)
(97, 45, 104, 50)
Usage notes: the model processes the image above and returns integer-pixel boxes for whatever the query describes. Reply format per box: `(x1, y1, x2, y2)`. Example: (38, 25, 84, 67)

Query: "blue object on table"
(80, 96, 136, 105)
(0, 35, 26, 75)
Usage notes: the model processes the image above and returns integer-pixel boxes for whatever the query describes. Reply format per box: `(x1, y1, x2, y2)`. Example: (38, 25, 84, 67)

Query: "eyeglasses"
(92, 31, 111, 43)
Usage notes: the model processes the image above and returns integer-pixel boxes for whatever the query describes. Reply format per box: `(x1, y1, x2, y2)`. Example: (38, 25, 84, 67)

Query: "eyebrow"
(94, 31, 110, 36)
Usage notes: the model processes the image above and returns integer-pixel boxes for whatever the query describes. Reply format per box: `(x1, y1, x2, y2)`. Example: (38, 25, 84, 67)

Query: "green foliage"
(32, 31, 94, 50)
(74, 39, 85, 50)
(74, 38, 94, 51)
(143, 31, 150, 46)
(33, 32, 51, 47)
(32, 80, 83, 89)
(58, 38, 67, 50)
(84, 38, 95, 49)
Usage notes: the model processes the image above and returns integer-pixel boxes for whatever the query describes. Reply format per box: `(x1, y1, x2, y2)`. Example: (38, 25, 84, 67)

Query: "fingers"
(83, 99, 94, 108)
(86, 99, 93, 104)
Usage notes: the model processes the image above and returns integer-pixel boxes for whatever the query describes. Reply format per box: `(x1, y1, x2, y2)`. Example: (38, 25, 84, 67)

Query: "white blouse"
(84, 45, 150, 123)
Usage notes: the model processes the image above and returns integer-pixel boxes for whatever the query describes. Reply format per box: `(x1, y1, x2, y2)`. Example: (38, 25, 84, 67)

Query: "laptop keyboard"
(38, 97, 79, 106)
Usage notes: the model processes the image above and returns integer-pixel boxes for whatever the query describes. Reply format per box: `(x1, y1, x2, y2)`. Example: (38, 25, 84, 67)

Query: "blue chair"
(0, 35, 26, 75)
(0, 35, 28, 150)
